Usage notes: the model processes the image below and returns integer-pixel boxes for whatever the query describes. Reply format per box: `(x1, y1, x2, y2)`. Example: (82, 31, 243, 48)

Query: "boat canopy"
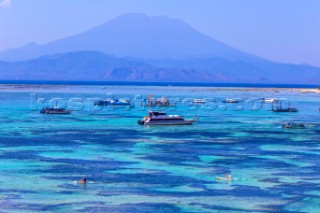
(149, 111, 167, 116)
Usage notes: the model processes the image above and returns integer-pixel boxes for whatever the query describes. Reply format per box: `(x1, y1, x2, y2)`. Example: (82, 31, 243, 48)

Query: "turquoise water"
(0, 85, 319, 212)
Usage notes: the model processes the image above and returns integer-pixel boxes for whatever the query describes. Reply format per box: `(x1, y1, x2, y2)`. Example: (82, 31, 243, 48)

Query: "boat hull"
(222, 100, 240, 103)
(263, 100, 278, 103)
(40, 108, 71, 114)
(272, 108, 298, 112)
(141, 119, 195, 125)
(282, 123, 305, 128)
(283, 126, 305, 129)
(43, 111, 71, 114)
(261, 98, 279, 103)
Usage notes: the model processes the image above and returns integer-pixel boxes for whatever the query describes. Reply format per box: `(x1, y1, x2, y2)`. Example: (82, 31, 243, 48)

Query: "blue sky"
(0, 0, 319, 66)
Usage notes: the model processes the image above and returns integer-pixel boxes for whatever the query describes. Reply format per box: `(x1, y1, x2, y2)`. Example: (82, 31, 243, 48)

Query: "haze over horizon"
(0, 0, 319, 66)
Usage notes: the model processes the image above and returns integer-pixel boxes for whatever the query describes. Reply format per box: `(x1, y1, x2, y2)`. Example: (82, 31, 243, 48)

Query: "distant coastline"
(0, 80, 318, 89)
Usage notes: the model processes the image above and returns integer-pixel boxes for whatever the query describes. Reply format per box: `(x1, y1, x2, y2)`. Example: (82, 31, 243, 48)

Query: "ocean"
(0, 83, 319, 212)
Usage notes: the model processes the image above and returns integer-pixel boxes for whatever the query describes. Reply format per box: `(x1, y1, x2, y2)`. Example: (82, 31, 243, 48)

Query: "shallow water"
(0, 85, 319, 212)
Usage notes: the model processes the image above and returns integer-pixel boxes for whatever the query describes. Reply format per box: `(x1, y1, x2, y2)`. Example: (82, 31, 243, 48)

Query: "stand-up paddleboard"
(216, 176, 229, 181)
(306, 123, 317, 127)
(73, 181, 104, 184)
(216, 176, 238, 181)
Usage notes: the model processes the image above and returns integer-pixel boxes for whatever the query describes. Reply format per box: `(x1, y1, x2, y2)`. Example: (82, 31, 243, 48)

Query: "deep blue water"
(0, 84, 319, 212)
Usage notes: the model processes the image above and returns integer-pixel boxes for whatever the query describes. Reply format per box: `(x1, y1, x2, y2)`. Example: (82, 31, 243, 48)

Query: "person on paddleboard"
(226, 173, 232, 181)
(78, 177, 87, 185)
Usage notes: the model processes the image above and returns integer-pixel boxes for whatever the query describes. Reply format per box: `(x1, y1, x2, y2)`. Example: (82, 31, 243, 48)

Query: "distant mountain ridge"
(1, 51, 319, 84)
(0, 13, 319, 84)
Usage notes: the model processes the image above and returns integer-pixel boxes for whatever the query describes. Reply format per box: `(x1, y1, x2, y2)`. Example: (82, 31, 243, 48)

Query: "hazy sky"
(0, 0, 319, 66)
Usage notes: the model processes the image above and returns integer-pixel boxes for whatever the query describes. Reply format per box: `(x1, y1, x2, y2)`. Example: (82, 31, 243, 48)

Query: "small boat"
(282, 122, 305, 129)
(94, 98, 132, 107)
(142, 96, 173, 107)
(138, 111, 197, 125)
(222, 98, 241, 103)
(193, 99, 206, 104)
(261, 98, 278, 103)
(272, 107, 298, 112)
(40, 107, 71, 114)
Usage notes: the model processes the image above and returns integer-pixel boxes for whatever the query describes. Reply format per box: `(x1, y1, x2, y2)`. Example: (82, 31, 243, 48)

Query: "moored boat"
(261, 98, 278, 103)
(94, 98, 132, 107)
(272, 107, 298, 112)
(193, 99, 206, 104)
(138, 111, 197, 125)
(222, 98, 241, 103)
(142, 95, 173, 107)
(282, 122, 305, 129)
(40, 107, 71, 114)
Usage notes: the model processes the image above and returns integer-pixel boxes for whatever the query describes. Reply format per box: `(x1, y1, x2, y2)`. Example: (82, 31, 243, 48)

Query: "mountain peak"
(0, 13, 256, 61)
(111, 12, 150, 20)
(109, 13, 185, 23)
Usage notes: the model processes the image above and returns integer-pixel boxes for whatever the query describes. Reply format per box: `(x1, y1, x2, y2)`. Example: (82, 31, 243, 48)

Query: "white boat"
(193, 99, 206, 104)
(94, 98, 132, 107)
(138, 111, 197, 125)
(261, 98, 278, 103)
(222, 98, 241, 103)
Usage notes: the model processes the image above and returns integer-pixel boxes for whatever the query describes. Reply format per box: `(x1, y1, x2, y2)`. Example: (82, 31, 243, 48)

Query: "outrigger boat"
(138, 111, 197, 125)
